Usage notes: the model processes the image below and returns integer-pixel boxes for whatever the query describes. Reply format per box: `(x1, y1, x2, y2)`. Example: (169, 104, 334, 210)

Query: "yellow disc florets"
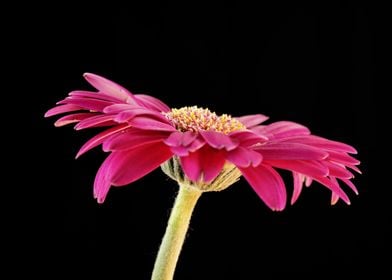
(164, 106, 245, 134)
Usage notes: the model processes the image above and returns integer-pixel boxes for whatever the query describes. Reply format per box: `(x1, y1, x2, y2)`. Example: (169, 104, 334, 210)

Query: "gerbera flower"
(45, 73, 360, 211)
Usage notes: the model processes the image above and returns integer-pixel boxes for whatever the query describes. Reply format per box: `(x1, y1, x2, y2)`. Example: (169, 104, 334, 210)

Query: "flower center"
(165, 106, 245, 134)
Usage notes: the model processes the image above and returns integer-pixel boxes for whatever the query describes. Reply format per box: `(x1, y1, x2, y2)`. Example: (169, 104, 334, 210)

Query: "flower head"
(45, 73, 360, 210)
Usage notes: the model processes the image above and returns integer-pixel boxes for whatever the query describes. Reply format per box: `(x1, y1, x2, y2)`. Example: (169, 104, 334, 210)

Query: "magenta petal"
(255, 143, 328, 160)
(115, 108, 169, 123)
(180, 146, 226, 182)
(227, 146, 262, 168)
(331, 191, 340, 205)
(103, 104, 141, 114)
(252, 121, 310, 140)
(130, 116, 176, 132)
(83, 73, 136, 103)
(108, 142, 173, 185)
(200, 130, 239, 151)
(45, 104, 83, 117)
(264, 159, 329, 178)
(54, 113, 96, 127)
(164, 131, 198, 147)
(69, 90, 121, 103)
(235, 114, 269, 128)
(58, 97, 114, 112)
(75, 115, 116, 130)
(327, 150, 360, 165)
(323, 161, 353, 179)
(313, 176, 350, 204)
(76, 124, 130, 158)
(134, 94, 171, 112)
(291, 172, 304, 205)
(103, 129, 168, 151)
(280, 135, 357, 154)
(229, 130, 268, 147)
(341, 178, 359, 194)
(94, 154, 112, 203)
(240, 164, 287, 211)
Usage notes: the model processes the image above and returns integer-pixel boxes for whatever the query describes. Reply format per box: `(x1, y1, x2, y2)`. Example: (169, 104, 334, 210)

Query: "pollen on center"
(164, 106, 245, 134)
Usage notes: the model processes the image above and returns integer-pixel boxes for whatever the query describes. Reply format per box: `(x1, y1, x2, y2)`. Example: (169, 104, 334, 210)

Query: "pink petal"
(229, 130, 268, 147)
(45, 104, 83, 117)
(94, 154, 112, 203)
(280, 135, 357, 154)
(83, 73, 136, 103)
(108, 142, 173, 185)
(164, 131, 198, 147)
(54, 113, 96, 127)
(69, 90, 122, 103)
(75, 115, 116, 130)
(227, 146, 263, 168)
(305, 177, 313, 187)
(252, 121, 310, 140)
(180, 146, 226, 182)
(341, 178, 358, 194)
(255, 143, 328, 160)
(130, 116, 176, 132)
(58, 97, 113, 112)
(240, 164, 287, 211)
(76, 124, 130, 158)
(103, 104, 141, 114)
(169, 137, 206, 156)
(114, 108, 169, 123)
(327, 150, 360, 165)
(235, 114, 269, 128)
(313, 176, 350, 204)
(291, 172, 304, 205)
(103, 129, 168, 151)
(199, 130, 239, 151)
(134, 94, 171, 112)
(331, 192, 340, 205)
(323, 161, 353, 179)
(264, 159, 329, 178)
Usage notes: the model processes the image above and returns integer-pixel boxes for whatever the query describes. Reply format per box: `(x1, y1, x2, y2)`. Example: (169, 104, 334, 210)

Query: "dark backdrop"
(12, 2, 385, 279)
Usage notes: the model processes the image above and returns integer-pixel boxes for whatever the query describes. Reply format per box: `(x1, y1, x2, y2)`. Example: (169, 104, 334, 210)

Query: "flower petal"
(255, 143, 328, 160)
(229, 130, 268, 147)
(75, 115, 116, 130)
(235, 114, 269, 128)
(313, 176, 350, 204)
(108, 142, 173, 185)
(199, 130, 239, 151)
(240, 164, 287, 211)
(252, 121, 310, 140)
(54, 113, 96, 127)
(327, 150, 360, 165)
(280, 135, 357, 154)
(134, 94, 171, 112)
(58, 97, 113, 112)
(76, 124, 130, 158)
(291, 172, 304, 205)
(114, 108, 168, 123)
(44, 104, 83, 117)
(164, 131, 198, 147)
(69, 90, 122, 103)
(83, 73, 136, 103)
(94, 154, 113, 203)
(103, 129, 168, 151)
(264, 159, 329, 178)
(323, 161, 353, 179)
(227, 146, 262, 168)
(130, 116, 176, 132)
(341, 178, 359, 194)
(180, 146, 226, 182)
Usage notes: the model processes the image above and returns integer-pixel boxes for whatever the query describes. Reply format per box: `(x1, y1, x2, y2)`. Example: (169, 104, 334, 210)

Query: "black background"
(11, 2, 387, 279)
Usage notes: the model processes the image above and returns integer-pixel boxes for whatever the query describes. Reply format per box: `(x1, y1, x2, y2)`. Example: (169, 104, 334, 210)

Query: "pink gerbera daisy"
(45, 73, 360, 210)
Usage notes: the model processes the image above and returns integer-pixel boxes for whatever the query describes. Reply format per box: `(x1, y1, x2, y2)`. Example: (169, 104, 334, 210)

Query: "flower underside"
(165, 106, 246, 134)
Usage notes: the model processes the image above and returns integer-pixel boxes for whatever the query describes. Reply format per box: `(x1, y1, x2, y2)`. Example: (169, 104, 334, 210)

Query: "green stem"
(151, 185, 202, 280)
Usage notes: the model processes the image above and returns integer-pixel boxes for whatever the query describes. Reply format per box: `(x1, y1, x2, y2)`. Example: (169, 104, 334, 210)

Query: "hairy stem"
(151, 185, 202, 280)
